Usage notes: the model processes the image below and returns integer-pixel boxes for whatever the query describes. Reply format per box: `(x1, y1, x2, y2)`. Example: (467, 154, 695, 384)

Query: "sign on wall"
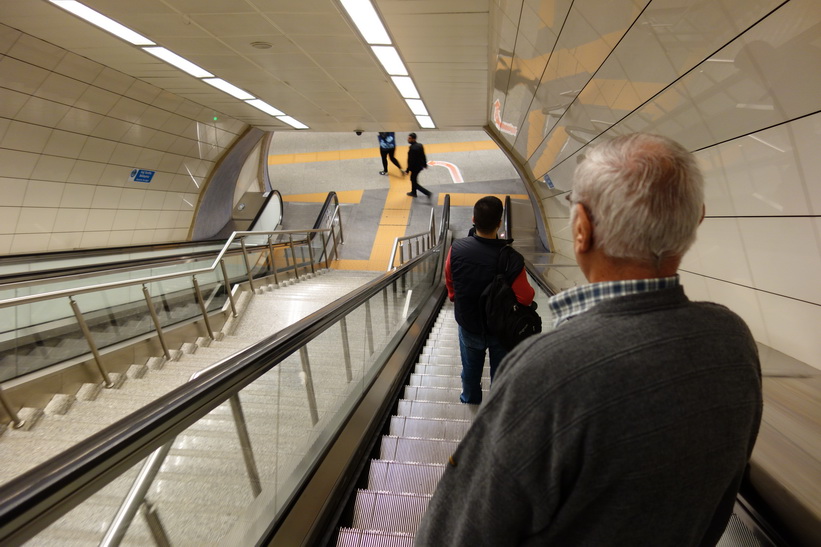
(129, 169, 155, 183)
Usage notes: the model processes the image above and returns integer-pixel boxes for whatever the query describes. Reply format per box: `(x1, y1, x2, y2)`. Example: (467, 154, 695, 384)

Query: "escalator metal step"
(389, 415, 471, 441)
(368, 460, 445, 494)
(337, 527, 415, 547)
(396, 399, 480, 421)
(380, 436, 458, 465)
(403, 385, 485, 404)
(350, 489, 431, 534)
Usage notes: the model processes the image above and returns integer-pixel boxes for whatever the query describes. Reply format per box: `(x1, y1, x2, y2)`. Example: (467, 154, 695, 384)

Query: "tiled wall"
(0, 23, 247, 256)
(488, 0, 820, 367)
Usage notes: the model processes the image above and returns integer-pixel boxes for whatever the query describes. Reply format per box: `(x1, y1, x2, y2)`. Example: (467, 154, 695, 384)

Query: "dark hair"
(408, 132, 417, 139)
(473, 196, 503, 233)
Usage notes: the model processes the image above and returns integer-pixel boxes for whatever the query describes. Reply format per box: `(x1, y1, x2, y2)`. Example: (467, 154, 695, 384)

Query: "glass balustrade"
(26, 251, 442, 546)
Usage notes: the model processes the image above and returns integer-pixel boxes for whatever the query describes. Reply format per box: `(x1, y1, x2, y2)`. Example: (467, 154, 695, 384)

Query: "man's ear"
(573, 203, 593, 254)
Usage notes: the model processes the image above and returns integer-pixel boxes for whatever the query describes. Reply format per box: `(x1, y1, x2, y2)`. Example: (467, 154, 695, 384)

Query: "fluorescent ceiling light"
(277, 116, 308, 129)
(416, 115, 436, 129)
(203, 78, 255, 100)
(49, 1, 154, 46)
(246, 99, 285, 117)
(405, 99, 428, 116)
(340, 0, 391, 45)
(371, 46, 407, 76)
(143, 47, 213, 78)
(391, 76, 419, 99)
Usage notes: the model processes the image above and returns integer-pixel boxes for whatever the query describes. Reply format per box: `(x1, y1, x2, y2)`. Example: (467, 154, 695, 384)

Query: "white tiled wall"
(0, 23, 247, 256)
(489, 0, 820, 367)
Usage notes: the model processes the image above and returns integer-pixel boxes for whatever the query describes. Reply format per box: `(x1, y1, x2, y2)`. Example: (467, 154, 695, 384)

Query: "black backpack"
(480, 246, 542, 350)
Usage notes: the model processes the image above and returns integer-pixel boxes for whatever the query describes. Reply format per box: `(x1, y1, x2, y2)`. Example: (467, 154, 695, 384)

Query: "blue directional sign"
(130, 169, 155, 183)
(543, 174, 555, 188)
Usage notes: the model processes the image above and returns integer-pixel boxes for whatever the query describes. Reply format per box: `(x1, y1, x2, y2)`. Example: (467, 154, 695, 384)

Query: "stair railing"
(387, 207, 438, 271)
(0, 205, 343, 422)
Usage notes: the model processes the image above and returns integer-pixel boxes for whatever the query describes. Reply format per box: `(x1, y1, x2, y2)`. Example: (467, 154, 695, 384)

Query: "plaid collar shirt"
(548, 276, 680, 328)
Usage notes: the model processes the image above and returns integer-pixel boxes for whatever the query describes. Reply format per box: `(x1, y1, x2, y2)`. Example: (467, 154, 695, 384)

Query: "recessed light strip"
(49, 0, 154, 46)
(48, 0, 307, 129)
(143, 47, 213, 78)
(339, 0, 391, 45)
(340, 0, 435, 128)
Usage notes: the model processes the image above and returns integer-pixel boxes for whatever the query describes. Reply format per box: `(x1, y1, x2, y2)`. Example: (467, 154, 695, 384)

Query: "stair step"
(336, 528, 415, 547)
(368, 460, 445, 494)
(409, 373, 466, 390)
(404, 385, 486, 404)
(350, 489, 431, 534)
(396, 399, 481, 421)
(380, 436, 458, 464)
(389, 416, 471, 441)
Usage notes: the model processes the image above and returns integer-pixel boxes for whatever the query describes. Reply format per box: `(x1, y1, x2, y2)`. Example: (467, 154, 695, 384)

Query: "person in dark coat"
(416, 133, 763, 546)
(404, 132, 432, 197)
(377, 132, 403, 175)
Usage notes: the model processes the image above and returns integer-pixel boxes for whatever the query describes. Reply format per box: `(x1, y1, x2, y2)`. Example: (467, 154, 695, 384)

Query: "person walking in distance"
(445, 196, 534, 405)
(416, 133, 763, 546)
(404, 132, 432, 197)
(377, 132, 403, 175)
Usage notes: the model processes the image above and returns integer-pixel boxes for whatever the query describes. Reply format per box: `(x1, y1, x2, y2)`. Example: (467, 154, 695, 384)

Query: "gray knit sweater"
(416, 286, 762, 546)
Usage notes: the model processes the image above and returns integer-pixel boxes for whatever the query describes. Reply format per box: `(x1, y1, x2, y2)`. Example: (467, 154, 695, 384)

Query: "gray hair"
(570, 133, 704, 263)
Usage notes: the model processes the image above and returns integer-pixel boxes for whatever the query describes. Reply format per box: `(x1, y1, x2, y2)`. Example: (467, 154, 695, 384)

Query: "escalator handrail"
(247, 189, 284, 231)
(0, 189, 310, 290)
(0, 197, 450, 546)
(503, 194, 512, 239)
(0, 223, 336, 311)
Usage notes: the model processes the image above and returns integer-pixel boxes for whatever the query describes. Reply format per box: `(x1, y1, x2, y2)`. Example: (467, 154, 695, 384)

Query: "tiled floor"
(268, 131, 532, 271)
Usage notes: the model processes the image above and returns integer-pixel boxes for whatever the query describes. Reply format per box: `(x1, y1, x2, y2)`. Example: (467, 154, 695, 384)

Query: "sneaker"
(406, 192, 417, 197)
(379, 171, 387, 175)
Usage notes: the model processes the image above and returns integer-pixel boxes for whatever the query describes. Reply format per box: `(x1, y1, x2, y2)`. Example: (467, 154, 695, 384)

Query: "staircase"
(0, 270, 377, 485)
(337, 301, 481, 545)
(7, 269, 410, 546)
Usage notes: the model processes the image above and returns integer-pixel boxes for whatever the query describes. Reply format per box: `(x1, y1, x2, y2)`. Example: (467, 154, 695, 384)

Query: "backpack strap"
(495, 245, 521, 284)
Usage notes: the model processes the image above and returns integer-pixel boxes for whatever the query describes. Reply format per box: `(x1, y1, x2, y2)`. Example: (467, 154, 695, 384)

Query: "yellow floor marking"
(274, 141, 516, 272)
(268, 140, 499, 165)
(380, 209, 410, 225)
(282, 190, 363, 203)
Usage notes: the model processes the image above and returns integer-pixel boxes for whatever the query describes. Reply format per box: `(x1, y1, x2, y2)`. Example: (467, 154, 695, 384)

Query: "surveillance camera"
(355, 130, 363, 136)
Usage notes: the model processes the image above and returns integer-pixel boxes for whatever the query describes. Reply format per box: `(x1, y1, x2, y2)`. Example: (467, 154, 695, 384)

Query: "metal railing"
(0, 196, 451, 546)
(0, 203, 343, 426)
(386, 207, 437, 271)
(100, 360, 262, 547)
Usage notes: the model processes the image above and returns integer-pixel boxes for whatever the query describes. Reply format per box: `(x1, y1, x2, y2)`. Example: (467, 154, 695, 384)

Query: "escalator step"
(336, 527, 415, 547)
(351, 489, 431, 534)
(367, 460, 445, 494)
(389, 416, 471, 441)
(380, 436, 459, 465)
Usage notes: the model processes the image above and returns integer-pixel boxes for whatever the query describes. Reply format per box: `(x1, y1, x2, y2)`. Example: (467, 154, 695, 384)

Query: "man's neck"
(584, 250, 680, 283)
(474, 230, 498, 239)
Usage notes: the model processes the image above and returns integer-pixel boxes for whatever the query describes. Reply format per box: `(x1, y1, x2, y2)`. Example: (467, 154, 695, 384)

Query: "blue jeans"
(458, 326, 508, 404)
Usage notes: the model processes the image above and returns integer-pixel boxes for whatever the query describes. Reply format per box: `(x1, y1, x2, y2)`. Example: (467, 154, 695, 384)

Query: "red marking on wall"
(493, 99, 518, 136)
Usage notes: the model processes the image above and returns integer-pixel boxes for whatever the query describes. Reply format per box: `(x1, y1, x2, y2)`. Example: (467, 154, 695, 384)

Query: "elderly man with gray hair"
(416, 133, 763, 546)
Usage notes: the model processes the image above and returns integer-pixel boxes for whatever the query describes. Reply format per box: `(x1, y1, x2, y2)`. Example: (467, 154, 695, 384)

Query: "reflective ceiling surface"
(1, 0, 819, 183)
